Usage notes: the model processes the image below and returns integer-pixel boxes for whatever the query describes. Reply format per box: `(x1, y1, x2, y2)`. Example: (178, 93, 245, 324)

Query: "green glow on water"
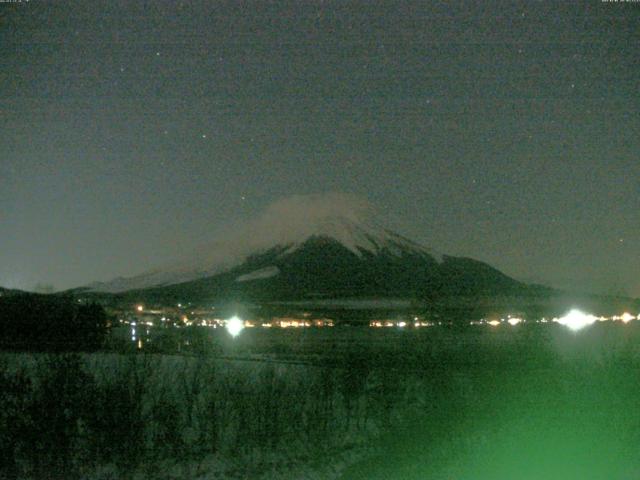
(343, 358, 640, 479)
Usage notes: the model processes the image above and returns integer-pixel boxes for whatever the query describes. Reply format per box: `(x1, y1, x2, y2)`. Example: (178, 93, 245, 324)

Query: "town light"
(226, 315, 245, 337)
(620, 312, 634, 324)
(555, 309, 597, 331)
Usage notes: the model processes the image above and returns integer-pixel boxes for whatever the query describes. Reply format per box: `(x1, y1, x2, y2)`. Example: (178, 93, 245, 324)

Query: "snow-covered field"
(0, 350, 430, 479)
(3, 323, 640, 479)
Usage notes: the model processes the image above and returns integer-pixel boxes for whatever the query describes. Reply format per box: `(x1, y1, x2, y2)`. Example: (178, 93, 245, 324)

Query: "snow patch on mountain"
(86, 193, 442, 293)
(236, 266, 280, 282)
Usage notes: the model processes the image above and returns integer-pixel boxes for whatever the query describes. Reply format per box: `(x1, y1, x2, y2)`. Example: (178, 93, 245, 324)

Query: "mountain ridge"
(86, 212, 445, 294)
(88, 234, 533, 306)
(79, 193, 547, 305)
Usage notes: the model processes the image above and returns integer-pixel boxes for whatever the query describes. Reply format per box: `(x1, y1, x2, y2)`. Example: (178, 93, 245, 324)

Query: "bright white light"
(620, 312, 634, 324)
(555, 309, 597, 331)
(487, 320, 500, 327)
(226, 316, 245, 337)
(507, 317, 522, 326)
(136, 305, 143, 312)
(398, 321, 406, 328)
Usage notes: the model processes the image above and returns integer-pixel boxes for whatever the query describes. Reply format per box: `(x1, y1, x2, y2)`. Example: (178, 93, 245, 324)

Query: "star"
(201, 134, 207, 139)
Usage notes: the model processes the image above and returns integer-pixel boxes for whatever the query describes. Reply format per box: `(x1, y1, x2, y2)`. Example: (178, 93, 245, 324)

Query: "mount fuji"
(84, 194, 530, 303)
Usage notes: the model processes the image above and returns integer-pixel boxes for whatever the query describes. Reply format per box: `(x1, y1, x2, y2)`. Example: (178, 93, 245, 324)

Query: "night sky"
(1, 1, 638, 296)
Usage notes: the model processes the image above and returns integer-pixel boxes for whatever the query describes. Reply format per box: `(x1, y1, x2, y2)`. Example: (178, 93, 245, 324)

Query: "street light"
(226, 315, 244, 337)
(555, 309, 596, 331)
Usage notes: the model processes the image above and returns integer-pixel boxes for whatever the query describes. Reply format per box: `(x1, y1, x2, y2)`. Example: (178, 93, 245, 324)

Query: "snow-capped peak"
(86, 193, 442, 293)
(281, 214, 441, 260)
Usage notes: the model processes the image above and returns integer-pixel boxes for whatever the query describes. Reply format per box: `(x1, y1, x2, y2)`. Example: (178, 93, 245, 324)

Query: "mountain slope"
(87, 194, 443, 294)
(109, 234, 527, 305)
(0, 286, 29, 297)
(84, 193, 528, 303)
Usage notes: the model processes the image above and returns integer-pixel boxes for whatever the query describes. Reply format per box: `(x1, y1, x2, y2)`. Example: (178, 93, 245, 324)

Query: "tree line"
(0, 293, 108, 352)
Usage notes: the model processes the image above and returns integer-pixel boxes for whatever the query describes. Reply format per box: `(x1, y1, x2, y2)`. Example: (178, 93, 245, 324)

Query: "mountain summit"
(86, 193, 525, 302)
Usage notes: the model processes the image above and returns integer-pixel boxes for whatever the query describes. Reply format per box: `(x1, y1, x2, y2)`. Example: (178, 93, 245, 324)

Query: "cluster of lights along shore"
(371, 309, 639, 331)
(118, 303, 640, 346)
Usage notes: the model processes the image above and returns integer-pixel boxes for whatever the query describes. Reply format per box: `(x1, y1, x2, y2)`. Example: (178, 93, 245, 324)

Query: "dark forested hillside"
(0, 293, 109, 352)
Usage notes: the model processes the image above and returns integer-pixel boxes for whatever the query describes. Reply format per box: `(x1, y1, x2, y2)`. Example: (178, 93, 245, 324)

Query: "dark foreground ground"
(339, 323, 640, 479)
(341, 363, 640, 480)
(2, 322, 640, 479)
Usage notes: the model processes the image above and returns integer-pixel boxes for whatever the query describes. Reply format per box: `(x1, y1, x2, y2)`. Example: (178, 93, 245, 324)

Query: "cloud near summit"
(224, 192, 378, 248)
(168, 193, 380, 275)
(257, 193, 375, 230)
